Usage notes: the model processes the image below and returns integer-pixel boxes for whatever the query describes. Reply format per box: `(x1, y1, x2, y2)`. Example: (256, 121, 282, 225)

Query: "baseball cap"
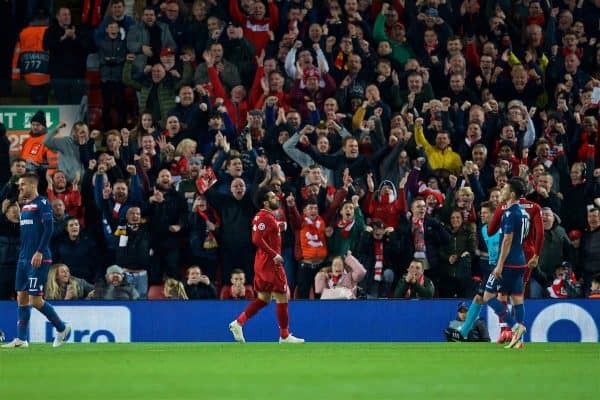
(106, 265, 124, 276)
(457, 301, 469, 312)
(160, 47, 175, 57)
(425, 7, 439, 17)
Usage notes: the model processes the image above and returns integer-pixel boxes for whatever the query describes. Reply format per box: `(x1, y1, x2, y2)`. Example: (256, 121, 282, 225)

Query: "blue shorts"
(485, 267, 526, 296)
(15, 261, 51, 296)
(477, 261, 494, 297)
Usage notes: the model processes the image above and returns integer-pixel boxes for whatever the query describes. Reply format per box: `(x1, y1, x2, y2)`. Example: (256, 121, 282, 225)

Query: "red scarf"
(337, 219, 355, 238)
(412, 217, 426, 253)
(334, 51, 347, 71)
(405, 274, 425, 299)
(527, 14, 545, 27)
(374, 240, 384, 264)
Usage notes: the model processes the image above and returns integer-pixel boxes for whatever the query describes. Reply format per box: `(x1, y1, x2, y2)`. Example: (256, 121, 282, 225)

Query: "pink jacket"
(315, 254, 366, 299)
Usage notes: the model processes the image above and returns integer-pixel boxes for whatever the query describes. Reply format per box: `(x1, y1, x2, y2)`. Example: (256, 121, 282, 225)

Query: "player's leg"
(495, 292, 513, 343)
(483, 273, 517, 328)
(1, 264, 31, 348)
(273, 291, 304, 343)
(28, 263, 70, 346)
(505, 268, 527, 349)
(229, 291, 271, 343)
(459, 293, 484, 339)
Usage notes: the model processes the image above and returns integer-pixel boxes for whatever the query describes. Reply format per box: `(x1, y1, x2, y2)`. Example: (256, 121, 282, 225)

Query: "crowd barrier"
(0, 300, 598, 343)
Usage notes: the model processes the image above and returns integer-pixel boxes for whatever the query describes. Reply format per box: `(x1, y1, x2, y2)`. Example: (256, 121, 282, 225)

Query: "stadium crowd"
(2, 0, 600, 301)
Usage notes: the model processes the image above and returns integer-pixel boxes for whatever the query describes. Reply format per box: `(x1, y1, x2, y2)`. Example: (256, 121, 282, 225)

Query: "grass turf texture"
(1, 343, 597, 400)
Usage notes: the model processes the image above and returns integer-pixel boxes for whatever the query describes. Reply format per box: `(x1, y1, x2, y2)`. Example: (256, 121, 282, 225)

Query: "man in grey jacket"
(127, 6, 176, 76)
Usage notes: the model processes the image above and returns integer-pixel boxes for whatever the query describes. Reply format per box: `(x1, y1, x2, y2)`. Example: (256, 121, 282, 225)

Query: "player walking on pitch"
(459, 182, 543, 343)
(481, 177, 529, 349)
(2, 173, 71, 348)
(229, 189, 304, 343)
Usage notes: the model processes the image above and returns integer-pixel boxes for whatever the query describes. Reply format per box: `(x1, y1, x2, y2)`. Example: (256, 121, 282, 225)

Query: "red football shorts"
(254, 263, 288, 294)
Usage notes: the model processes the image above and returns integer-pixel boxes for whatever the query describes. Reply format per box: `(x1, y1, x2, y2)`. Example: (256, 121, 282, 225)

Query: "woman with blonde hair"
(315, 251, 367, 299)
(174, 138, 198, 178)
(45, 264, 94, 301)
(163, 278, 189, 300)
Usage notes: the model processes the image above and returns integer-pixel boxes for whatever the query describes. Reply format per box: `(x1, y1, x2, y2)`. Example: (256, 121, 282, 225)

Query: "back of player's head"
(507, 177, 527, 198)
(20, 171, 39, 184)
(592, 273, 600, 285)
(256, 187, 272, 208)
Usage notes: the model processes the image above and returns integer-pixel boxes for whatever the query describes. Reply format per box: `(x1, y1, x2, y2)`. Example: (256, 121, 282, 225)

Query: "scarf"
(334, 51, 347, 71)
(328, 272, 344, 288)
(424, 40, 439, 55)
(197, 208, 217, 247)
(527, 14, 545, 28)
(380, 193, 395, 204)
(112, 201, 122, 219)
(337, 219, 355, 238)
(374, 239, 384, 265)
(405, 274, 425, 299)
(412, 217, 426, 253)
(304, 216, 324, 247)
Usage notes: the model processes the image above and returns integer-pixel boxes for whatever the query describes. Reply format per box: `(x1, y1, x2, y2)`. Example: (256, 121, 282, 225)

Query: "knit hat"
(567, 230, 582, 240)
(106, 265, 124, 276)
(31, 110, 46, 126)
(303, 66, 320, 83)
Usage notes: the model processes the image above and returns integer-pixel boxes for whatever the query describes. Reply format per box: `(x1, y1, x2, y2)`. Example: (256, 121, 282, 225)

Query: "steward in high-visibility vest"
(12, 15, 50, 87)
(20, 110, 59, 175)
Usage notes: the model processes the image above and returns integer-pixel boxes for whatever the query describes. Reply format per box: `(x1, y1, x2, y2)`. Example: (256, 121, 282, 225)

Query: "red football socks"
(276, 303, 289, 339)
(237, 298, 268, 325)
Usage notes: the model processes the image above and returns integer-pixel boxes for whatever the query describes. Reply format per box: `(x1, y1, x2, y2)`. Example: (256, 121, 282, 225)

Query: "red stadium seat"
(147, 285, 167, 300)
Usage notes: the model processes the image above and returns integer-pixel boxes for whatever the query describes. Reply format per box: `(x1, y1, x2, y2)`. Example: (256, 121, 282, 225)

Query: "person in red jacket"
(204, 50, 249, 130)
(229, 188, 304, 344)
(220, 269, 256, 300)
(229, 0, 279, 56)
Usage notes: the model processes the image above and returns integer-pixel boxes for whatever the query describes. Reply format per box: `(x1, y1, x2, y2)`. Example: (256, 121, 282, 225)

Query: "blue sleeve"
(501, 212, 515, 234)
(37, 199, 53, 253)
(222, 112, 236, 141)
(265, 104, 276, 127)
(309, 109, 320, 126)
(94, 174, 104, 210)
(129, 174, 143, 206)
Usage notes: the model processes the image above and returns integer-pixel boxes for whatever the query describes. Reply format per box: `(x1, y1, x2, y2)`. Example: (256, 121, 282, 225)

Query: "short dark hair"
(231, 268, 245, 276)
(21, 172, 39, 183)
(11, 158, 26, 166)
(592, 273, 600, 285)
(258, 187, 272, 205)
(507, 177, 527, 198)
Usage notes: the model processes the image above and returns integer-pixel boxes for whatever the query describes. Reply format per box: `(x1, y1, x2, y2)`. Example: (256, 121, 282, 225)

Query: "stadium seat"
(147, 284, 167, 300)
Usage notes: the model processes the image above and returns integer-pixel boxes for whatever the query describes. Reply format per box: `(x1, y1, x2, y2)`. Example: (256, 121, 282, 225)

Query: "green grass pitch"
(1, 343, 598, 400)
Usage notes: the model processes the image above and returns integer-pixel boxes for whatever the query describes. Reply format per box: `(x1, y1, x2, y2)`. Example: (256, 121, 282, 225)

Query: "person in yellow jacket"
(20, 110, 59, 175)
(413, 117, 462, 175)
(11, 11, 50, 104)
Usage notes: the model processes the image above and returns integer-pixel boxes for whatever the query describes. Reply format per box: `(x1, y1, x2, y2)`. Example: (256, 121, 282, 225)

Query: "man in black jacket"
(398, 197, 450, 285)
(356, 220, 406, 298)
(205, 177, 256, 284)
(43, 6, 90, 104)
(148, 169, 188, 282)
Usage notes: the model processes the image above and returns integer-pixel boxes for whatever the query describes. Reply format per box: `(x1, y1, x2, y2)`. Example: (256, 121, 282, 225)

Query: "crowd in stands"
(2, 0, 600, 301)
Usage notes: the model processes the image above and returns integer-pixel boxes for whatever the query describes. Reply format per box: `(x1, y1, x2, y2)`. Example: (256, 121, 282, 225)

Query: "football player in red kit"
(229, 189, 304, 343)
(487, 196, 544, 342)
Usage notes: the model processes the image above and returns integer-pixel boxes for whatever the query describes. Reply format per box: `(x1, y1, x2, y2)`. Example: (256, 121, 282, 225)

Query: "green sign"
(0, 107, 60, 130)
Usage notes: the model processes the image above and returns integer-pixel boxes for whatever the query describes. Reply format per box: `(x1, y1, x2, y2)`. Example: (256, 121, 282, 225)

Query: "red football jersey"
(488, 198, 544, 260)
(252, 209, 287, 293)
